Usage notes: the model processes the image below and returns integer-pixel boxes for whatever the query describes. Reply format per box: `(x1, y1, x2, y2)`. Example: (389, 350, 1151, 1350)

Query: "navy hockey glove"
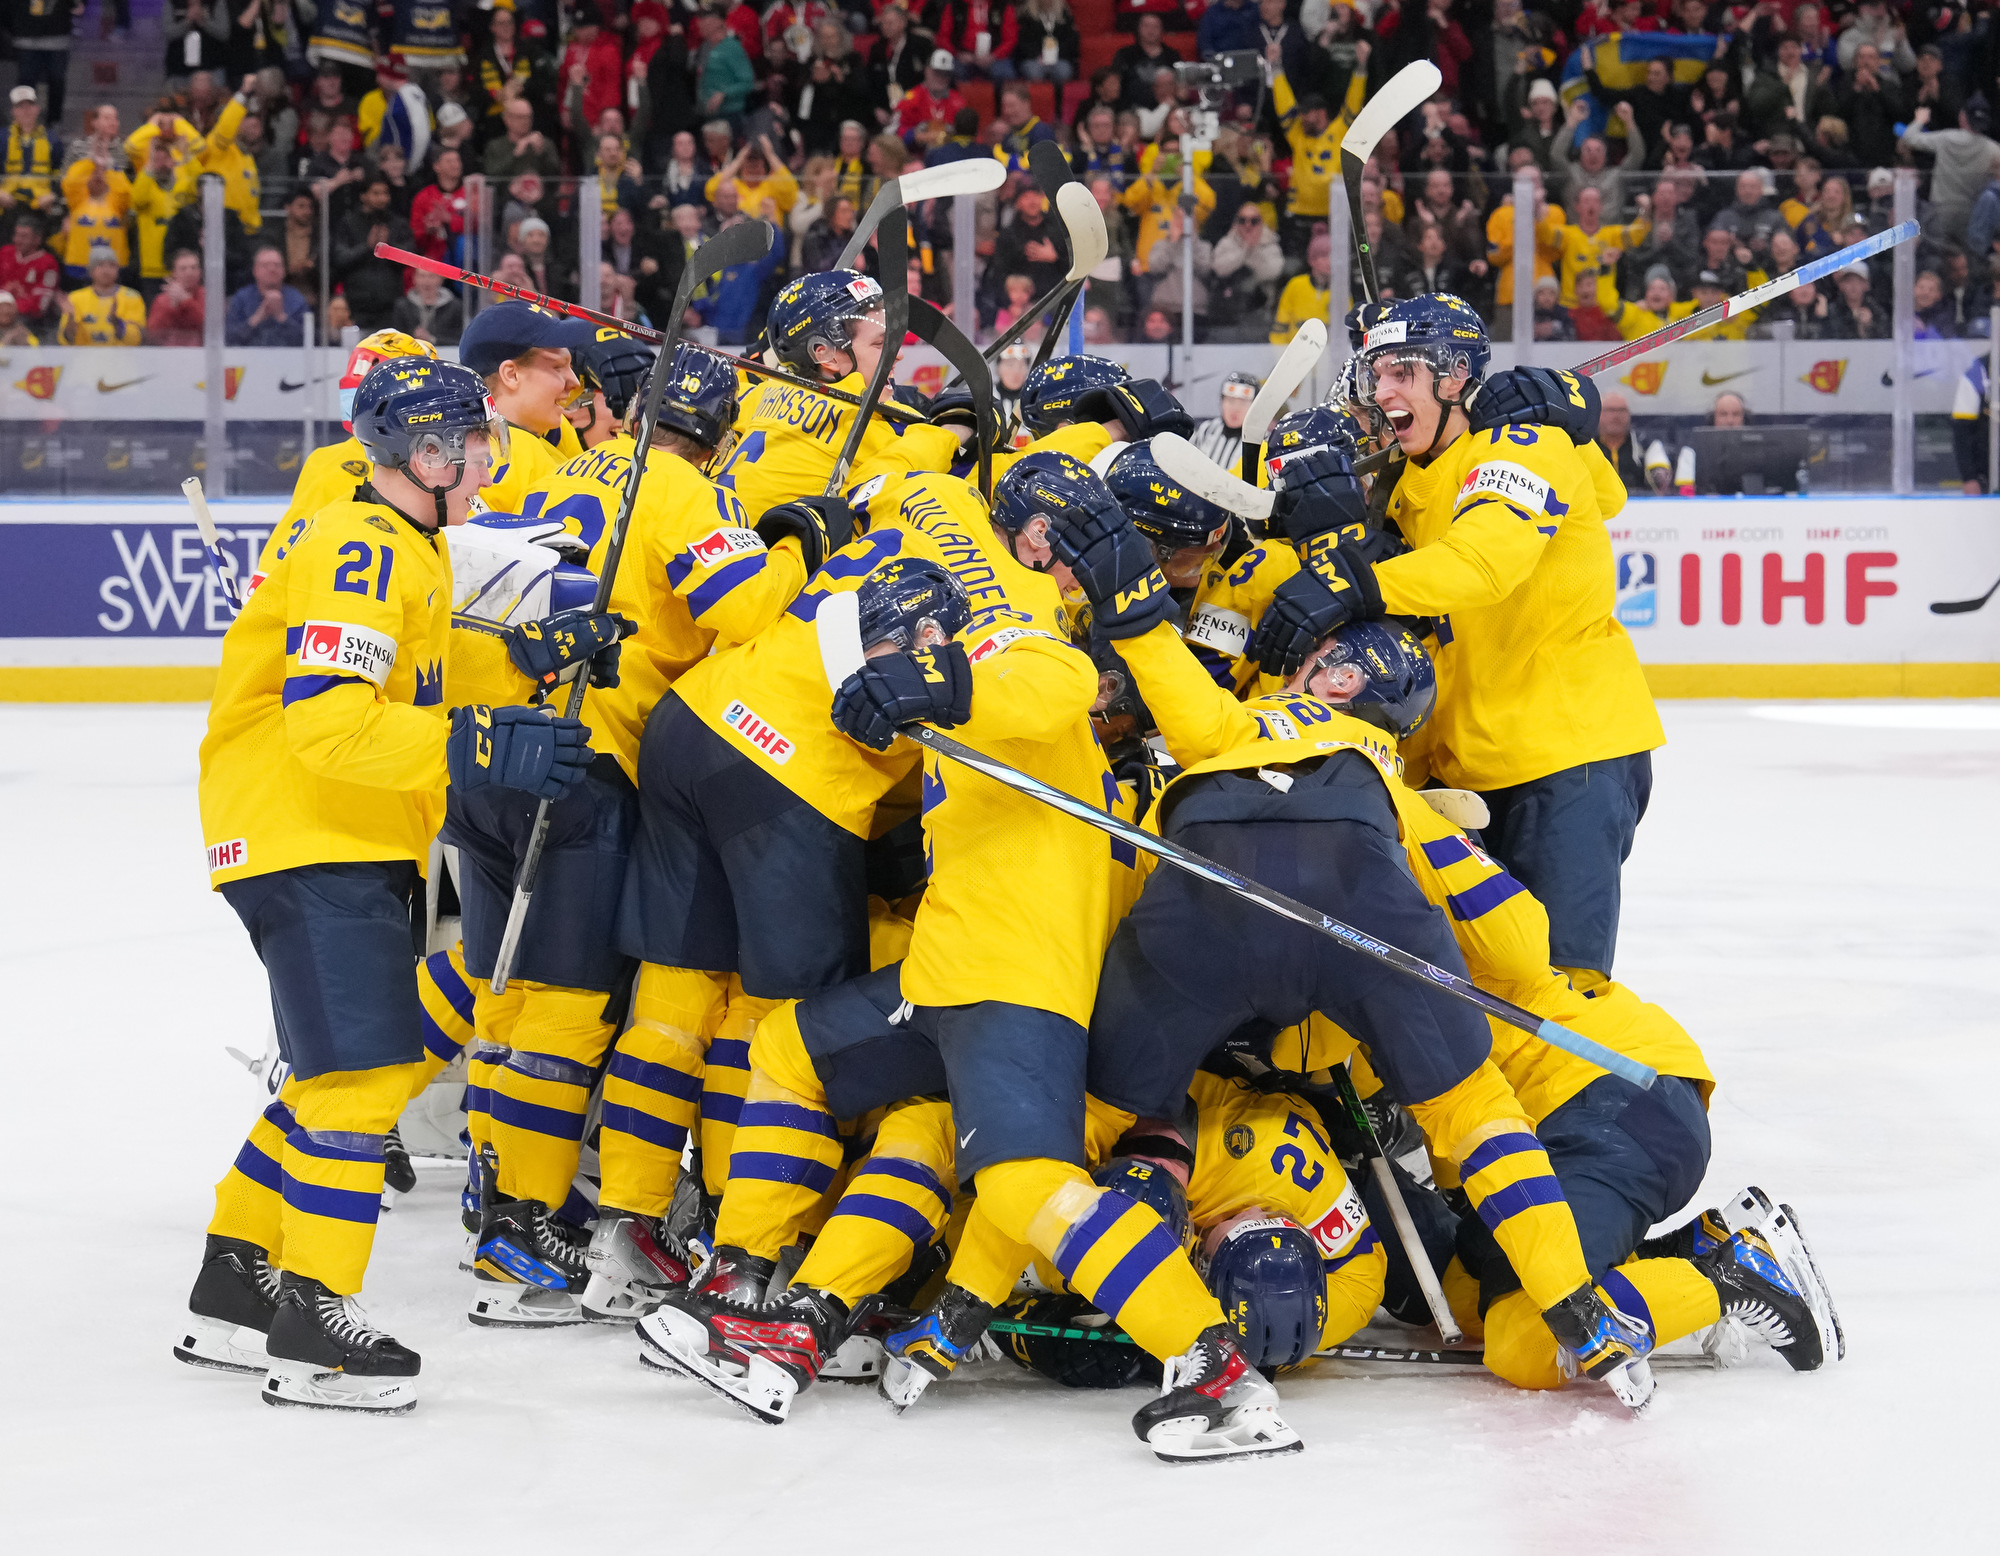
(1045, 500, 1175, 641)
(830, 642, 974, 751)
(890, 381, 934, 415)
(756, 495, 857, 575)
(1068, 377, 1193, 440)
(1244, 541, 1385, 678)
(503, 609, 634, 693)
(927, 383, 1006, 442)
(1467, 367, 1601, 446)
(448, 704, 594, 800)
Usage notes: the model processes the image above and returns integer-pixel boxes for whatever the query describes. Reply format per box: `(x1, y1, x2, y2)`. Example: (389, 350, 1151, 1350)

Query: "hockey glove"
(756, 495, 858, 575)
(1244, 541, 1385, 678)
(890, 381, 934, 416)
(927, 383, 1005, 443)
(503, 609, 635, 693)
(447, 704, 594, 800)
(1044, 500, 1176, 641)
(830, 642, 975, 752)
(1467, 367, 1601, 446)
(1070, 377, 1193, 440)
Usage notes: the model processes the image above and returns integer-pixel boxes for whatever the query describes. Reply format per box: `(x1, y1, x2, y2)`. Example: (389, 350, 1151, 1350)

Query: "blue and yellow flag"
(1561, 32, 1717, 141)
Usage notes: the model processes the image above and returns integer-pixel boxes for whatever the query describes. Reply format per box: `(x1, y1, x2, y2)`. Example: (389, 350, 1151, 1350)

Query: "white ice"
(4, 701, 1994, 1551)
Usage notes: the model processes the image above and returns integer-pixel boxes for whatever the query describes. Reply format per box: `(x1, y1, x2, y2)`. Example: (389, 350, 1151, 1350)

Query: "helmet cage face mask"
(1355, 342, 1473, 411)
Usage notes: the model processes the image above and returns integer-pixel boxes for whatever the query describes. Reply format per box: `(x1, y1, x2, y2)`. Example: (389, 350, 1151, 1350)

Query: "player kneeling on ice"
(180, 359, 596, 1414)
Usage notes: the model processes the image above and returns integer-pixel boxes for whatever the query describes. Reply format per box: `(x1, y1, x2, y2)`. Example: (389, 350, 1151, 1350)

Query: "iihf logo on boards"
(1616, 552, 1657, 628)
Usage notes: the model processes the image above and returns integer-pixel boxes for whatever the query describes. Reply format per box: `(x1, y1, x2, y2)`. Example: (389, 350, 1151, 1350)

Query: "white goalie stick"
(955, 181, 1109, 379)
(815, 592, 1657, 1089)
(182, 475, 244, 610)
(1152, 430, 1275, 523)
(1237, 318, 1328, 483)
(837, 157, 1007, 271)
(1340, 61, 1441, 303)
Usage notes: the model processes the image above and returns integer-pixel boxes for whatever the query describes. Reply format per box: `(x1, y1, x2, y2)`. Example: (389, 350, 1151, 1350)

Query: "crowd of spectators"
(6, 0, 2000, 349)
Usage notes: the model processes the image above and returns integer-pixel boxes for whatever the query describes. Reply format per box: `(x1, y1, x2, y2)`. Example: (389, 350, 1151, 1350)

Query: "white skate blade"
(1698, 1318, 1752, 1368)
(581, 1269, 665, 1324)
(819, 1332, 886, 1382)
(468, 1280, 590, 1329)
(1146, 1406, 1304, 1465)
(262, 1358, 417, 1414)
(878, 1353, 935, 1413)
(1604, 1357, 1657, 1415)
(1723, 1188, 1846, 1365)
(173, 1313, 270, 1375)
(379, 1185, 404, 1213)
(635, 1309, 797, 1425)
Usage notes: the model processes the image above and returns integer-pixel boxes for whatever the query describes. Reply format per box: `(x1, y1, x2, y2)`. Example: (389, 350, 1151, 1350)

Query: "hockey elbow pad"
(448, 704, 594, 801)
(1466, 367, 1601, 446)
(503, 609, 635, 692)
(830, 642, 974, 752)
(755, 495, 858, 575)
(1245, 542, 1384, 677)
(1096, 378, 1195, 441)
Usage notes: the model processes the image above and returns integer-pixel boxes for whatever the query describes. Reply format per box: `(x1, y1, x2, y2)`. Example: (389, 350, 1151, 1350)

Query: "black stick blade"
(909, 295, 994, 498)
(1028, 138, 1075, 201)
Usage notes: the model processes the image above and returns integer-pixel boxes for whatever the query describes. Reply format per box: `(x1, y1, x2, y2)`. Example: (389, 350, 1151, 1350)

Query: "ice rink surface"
(4, 699, 1995, 1552)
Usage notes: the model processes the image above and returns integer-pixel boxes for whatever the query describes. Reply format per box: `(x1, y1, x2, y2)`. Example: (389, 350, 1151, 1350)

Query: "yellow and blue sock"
(794, 1099, 957, 1306)
(487, 982, 617, 1208)
(598, 962, 728, 1217)
(276, 1063, 421, 1295)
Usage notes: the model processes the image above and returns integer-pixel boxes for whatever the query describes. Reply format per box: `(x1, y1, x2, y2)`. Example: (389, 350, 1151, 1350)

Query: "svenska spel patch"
(688, 526, 765, 566)
(1308, 1183, 1371, 1257)
(1185, 604, 1250, 658)
(1458, 459, 1552, 510)
(296, 621, 397, 685)
(968, 626, 1061, 663)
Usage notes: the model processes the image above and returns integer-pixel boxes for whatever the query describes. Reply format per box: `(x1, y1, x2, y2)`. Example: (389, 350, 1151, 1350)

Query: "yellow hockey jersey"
(256, 436, 373, 584)
(58, 285, 146, 345)
(481, 419, 580, 516)
(712, 371, 964, 519)
(200, 498, 452, 887)
(523, 434, 808, 781)
(1182, 538, 1299, 695)
(1375, 419, 1663, 790)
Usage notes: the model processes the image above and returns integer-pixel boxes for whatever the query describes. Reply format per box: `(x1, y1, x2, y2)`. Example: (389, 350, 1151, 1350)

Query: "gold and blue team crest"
(1224, 1124, 1254, 1159)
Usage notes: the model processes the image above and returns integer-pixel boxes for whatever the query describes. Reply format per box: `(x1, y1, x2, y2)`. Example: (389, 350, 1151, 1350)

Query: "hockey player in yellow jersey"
(709, 269, 964, 520)
(179, 359, 594, 1413)
(252, 330, 438, 587)
(640, 458, 1307, 1464)
(459, 302, 590, 516)
(1247, 295, 1663, 987)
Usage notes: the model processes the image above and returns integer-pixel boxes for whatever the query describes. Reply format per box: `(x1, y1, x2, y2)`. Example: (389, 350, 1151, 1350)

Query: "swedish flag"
(1561, 32, 1718, 141)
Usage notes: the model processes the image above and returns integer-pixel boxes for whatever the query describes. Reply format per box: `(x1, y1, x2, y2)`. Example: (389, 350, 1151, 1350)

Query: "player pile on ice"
(174, 268, 1842, 1459)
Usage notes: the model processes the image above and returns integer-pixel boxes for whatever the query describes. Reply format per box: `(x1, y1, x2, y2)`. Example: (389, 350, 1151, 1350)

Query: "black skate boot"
(1693, 1187, 1843, 1373)
(879, 1283, 995, 1413)
(263, 1272, 420, 1414)
(1543, 1283, 1657, 1412)
(636, 1284, 849, 1424)
(174, 1235, 282, 1375)
(469, 1196, 594, 1327)
(382, 1123, 417, 1202)
(1132, 1324, 1303, 1463)
(688, 1244, 778, 1304)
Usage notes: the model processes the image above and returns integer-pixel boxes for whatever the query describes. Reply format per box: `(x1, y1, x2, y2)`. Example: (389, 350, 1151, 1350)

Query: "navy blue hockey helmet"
(768, 269, 886, 379)
(350, 357, 507, 493)
(571, 326, 657, 421)
(991, 448, 1123, 539)
(1019, 354, 1130, 435)
(644, 342, 740, 450)
(1093, 1156, 1192, 1250)
(1262, 403, 1362, 496)
(1353, 294, 1491, 416)
(1204, 1212, 1328, 1369)
(854, 556, 973, 653)
(1102, 439, 1233, 554)
(1302, 620, 1437, 740)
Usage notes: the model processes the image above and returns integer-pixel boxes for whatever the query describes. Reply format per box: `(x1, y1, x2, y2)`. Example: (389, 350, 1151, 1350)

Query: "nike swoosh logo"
(959, 1130, 976, 1149)
(97, 376, 150, 393)
(1699, 369, 1757, 386)
(279, 379, 306, 392)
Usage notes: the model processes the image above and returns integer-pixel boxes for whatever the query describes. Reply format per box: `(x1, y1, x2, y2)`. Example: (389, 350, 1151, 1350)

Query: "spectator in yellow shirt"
(128, 137, 181, 292)
(124, 108, 203, 177)
(59, 245, 148, 344)
(59, 157, 133, 276)
(1121, 148, 1215, 273)
(1485, 162, 1565, 338)
(1270, 41, 1369, 241)
(1271, 229, 1333, 344)
(191, 84, 263, 235)
(706, 135, 800, 223)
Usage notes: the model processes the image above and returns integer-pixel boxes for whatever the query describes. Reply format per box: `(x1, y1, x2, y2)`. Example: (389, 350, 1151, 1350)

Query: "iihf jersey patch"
(1457, 460, 1552, 511)
(1184, 604, 1250, 659)
(1307, 1183, 1370, 1258)
(295, 620, 397, 686)
(721, 699, 795, 764)
(205, 837, 247, 874)
(968, 626, 1061, 663)
(687, 526, 765, 566)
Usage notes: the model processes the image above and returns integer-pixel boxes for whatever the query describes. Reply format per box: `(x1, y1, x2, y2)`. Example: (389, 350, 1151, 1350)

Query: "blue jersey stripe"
(737, 1099, 838, 1139)
(852, 1156, 950, 1211)
(1600, 1267, 1654, 1335)
(231, 1138, 283, 1193)
(1473, 1174, 1567, 1232)
(281, 1174, 383, 1226)
(281, 672, 368, 706)
(487, 1090, 589, 1142)
(686, 553, 770, 619)
(728, 1151, 837, 1193)
(698, 1091, 743, 1127)
(1447, 872, 1528, 922)
(1052, 1191, 1131, 1283)
(600, 1101, 690, 1153)
(1089, 1219, 1182, 1320)
(503, 1049, 599, 1090)
(707, 1038, 752, 1070)
(286, 1130, 385, 1165)
(825, 1192, 937, 1244)
(1420, 835, 1474, 869)
(1322, 1224, 1381, 1274)
(420, 1010, 463, 1065)
(426, 950, 476, 1023)
(607, 1048, 702, 1102)
(1461, 1131, 1543, 1179)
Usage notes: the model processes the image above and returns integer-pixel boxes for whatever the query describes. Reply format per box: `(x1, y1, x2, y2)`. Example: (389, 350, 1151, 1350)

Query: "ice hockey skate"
(262, 1273, 419, 1414)
(1716, 1186, 1845, 1370)
(468, 1197, 594, 1327)
(636, 1285, 847, 1425)
(879, 1285, 996, 1412)
(582, 1210, 691, 1323)
(1132, 1325, 1304, 1464)
(173, 1235, 281, 1375)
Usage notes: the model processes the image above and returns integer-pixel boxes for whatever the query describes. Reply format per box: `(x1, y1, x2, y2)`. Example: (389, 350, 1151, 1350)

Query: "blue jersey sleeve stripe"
(685, 553, 771, 618)
(1461, 1130, 1544, 1179)
(421, 1009, 463, 1065)
(600, 1101, 691, 1153)
(698, 1090, 743, 1127)
(1322, 1223, 1381, 1274)
(1187, 641, 1238, 689)
(281, 672, 369, 706)
(1087, 1219, 1183, 1320)
(1473, 1174, 1567, 1232)
(851, 1156, 951, 1211)
(1447, 872, 1528, 922)
(284, 625, 304, 652)
(825, 1193, 937, 1244)
(606, 1048, 702, 1102)
(706, 1038, 752, 1070)
(1419, 835, 1475, 869)
(261, 1099, 298, 1134)
(665, 550, 696, 589)
(728, 1151, 838, 1193)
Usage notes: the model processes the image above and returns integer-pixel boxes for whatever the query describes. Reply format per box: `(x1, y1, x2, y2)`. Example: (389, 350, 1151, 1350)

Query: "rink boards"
(2, 496, 1997, 700)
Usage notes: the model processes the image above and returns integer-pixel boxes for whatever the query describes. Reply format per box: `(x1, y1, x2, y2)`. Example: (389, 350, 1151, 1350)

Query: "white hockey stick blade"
(816, 589, 867, 693)
(1242, 318, 1328, 445)
(1418, 787, 1491, 830)
(900, 157, 1006, 203)
(1090, 439, 1129, 478)
(1342, 61, 1443, 164)
(1151, 431, 1276, 521)
(1057, 182, 1109, 281)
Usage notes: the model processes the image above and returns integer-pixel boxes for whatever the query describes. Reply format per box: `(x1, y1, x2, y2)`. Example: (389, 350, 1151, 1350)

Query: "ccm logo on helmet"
(408, 412, 444, 423)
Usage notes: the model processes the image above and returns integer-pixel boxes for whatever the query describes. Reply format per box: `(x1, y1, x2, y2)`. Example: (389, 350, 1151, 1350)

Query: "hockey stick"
(953, 183, 1109, 381)
(489, 219, 777, 993)
(1340, 61, 1441, 305)
(372, 243, 926, 426)
(1930, 574, 2000, 614)
(837, 157, 1007, 271)
(1153, 431, 1275, 522)
(1350, 219, 1926, 480)
(182, 475, 244, 609)
(1024, 140, 1087, 373)
(985, 1318, 1713, 1368)
(824, 217, 910, 498)
(1238, 319, 1328, 484)
(814, 592, 1656, 1088)
(908, 294, 994, 501)
(1322, 1061, 1462, 1343)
